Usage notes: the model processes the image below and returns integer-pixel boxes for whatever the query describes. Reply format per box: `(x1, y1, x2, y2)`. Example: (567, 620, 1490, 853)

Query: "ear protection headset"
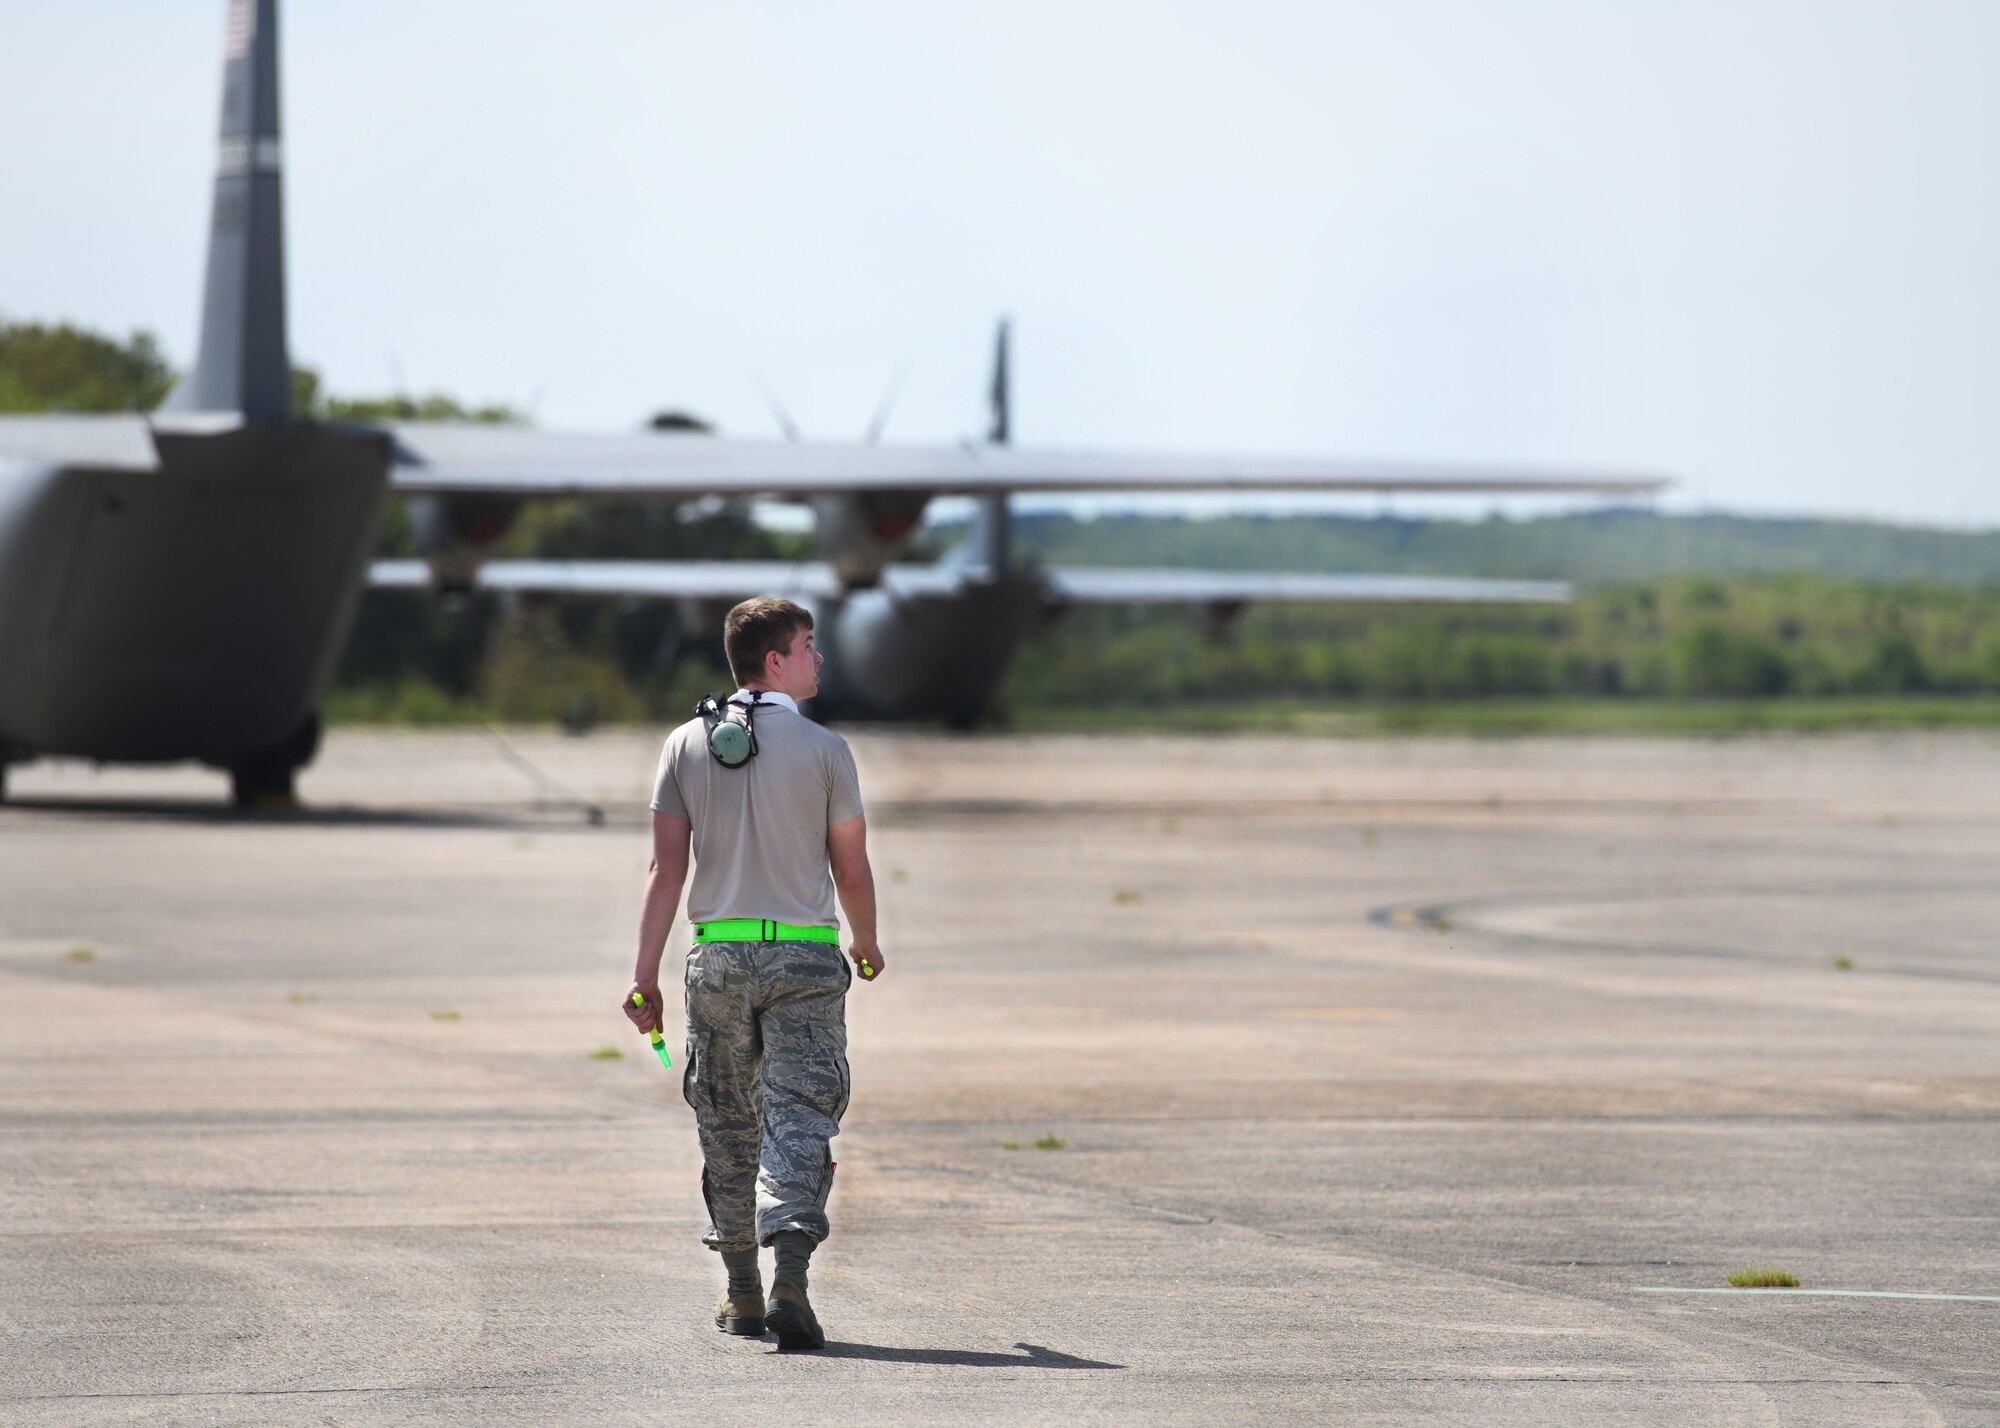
(696, 691, 764, 768)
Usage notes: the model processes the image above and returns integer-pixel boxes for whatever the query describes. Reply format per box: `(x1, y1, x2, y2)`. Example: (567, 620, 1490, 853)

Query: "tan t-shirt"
(650, 699, 864, 928)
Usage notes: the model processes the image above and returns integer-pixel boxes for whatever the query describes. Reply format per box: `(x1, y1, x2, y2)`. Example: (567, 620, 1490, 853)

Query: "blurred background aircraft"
(0, 0, 1663, 805)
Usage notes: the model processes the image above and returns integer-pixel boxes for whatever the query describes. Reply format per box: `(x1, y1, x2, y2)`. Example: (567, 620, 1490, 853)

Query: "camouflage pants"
(682, 938, 851, 1252)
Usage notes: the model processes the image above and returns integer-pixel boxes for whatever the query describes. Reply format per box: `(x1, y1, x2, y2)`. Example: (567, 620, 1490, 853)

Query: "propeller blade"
(749, 371, 802, 443)
(863, 361, 911, 445)
(388, 350, 416, 420)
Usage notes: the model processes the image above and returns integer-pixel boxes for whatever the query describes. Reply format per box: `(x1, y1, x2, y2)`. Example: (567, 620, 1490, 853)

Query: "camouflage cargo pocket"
(811, 1020, 850, 1123)
(681, 1031, 713, 1116)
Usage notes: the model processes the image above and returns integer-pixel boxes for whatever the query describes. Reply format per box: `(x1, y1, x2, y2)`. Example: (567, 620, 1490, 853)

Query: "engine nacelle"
(404, 493, 524, 592)
(811, 491, 932, 588)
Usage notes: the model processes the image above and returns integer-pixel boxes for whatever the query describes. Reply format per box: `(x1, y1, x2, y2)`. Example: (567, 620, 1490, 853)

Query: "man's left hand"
(624, 981, 664, 1033)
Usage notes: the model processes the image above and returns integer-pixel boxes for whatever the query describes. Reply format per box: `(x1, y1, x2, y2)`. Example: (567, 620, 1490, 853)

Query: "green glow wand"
(631, 992, 672, 1069)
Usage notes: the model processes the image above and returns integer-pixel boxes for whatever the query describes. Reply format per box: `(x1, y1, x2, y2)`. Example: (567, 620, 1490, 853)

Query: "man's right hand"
(849, 942, 885, 982)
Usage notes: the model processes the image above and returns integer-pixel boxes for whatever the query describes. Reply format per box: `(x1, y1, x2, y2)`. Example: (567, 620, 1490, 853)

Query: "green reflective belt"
(693, 918, 840, 944)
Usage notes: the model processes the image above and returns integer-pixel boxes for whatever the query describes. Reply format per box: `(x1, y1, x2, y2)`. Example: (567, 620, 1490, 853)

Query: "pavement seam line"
(1634, 1287, 2000, 1304)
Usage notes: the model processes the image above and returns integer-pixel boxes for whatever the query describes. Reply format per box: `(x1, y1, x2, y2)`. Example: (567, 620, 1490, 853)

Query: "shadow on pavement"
(813, 1342, 1123, 1369)
(0, 796, 617, 831)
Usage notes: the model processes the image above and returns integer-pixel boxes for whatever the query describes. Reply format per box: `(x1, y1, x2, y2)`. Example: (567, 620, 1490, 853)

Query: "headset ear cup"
(709, 721, 752, 766)
(702, 696, 758, 768)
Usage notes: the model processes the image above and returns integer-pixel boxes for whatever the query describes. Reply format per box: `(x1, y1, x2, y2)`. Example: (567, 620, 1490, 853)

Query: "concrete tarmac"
(2, 729, 1997, 1425)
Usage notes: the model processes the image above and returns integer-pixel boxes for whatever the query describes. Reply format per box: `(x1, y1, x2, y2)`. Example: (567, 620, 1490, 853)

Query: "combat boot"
(714, 1289, 766, 1336)
(763, 1280, 826, 1350)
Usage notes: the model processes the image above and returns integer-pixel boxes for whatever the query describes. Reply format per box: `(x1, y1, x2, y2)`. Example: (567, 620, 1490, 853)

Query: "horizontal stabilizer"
(368, 558, 850, 601)
(0, 415, 159, 470)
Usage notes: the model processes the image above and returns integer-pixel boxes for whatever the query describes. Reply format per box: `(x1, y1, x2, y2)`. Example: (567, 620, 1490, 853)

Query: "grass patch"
(999, 1140, 1021, 1151)
(1727, 1266, 1800, 1288)
(1032, 1134, 1067, 1150)
(1112, 889, 1143, 906)
(63, 947, 95, 963)
(321, 679, 488, 727)
(287, 991, 318, 1005)
(429, 1009, 462, 1023)
(325, 687, 2000, 739)
(1010, 695, 2000, 738)
(1832, 954, 1856, 971)
(588, 1044, 625, 1061)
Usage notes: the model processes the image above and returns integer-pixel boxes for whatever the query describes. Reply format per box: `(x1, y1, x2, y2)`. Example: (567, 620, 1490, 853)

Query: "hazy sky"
(5, 1, 1998, 526)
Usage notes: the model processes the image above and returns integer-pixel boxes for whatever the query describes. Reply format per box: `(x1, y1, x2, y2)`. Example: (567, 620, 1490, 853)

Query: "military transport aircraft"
(0, 0, 1667, 806)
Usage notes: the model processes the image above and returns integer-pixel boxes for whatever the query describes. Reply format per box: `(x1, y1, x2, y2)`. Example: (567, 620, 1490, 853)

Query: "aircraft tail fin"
(973, 316, 1013, 572)
(987, 317, 1011, 445)
(166, 0, 290, 420)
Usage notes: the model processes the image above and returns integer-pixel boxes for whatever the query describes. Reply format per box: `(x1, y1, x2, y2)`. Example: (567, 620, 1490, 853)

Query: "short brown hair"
(724, 597, 814, 687)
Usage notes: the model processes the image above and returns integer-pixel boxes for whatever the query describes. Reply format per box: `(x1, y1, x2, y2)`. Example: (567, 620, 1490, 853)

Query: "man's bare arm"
(827, 813, 883, 980)
(625, 812, 691, 1032)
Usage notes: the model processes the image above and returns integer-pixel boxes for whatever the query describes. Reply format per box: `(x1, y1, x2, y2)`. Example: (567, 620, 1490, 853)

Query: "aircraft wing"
(0, 415, 1670, 499)
(382, 424, 1669, 499)
(370, 559, 1566, 605)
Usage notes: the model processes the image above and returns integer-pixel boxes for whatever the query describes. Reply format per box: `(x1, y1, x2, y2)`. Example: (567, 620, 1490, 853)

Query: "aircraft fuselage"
(0, 425, 390, 774)
(813, 573, 1047, 727)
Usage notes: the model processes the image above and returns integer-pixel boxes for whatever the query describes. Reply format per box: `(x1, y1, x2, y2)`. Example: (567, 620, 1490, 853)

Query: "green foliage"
(335, 591, 498, 696)
(480, 608, 651, 726)
(288, 364, 527, 424)
(1671, 624, 1790, 696)
(1010, 696, 2000, 736)
(499, 499, 807, 562)
(1002, 574, 2000, 712)
(326, 391, 527, 424)
(0, 317, 174, 412)
(327, 568, 2000, 730)
(335, 497, 801, 725)
(649, 410, 714, 433)
(988, 509, 2000, 586)
(320, 677, 488, 727)
(0, 313, 528, 424)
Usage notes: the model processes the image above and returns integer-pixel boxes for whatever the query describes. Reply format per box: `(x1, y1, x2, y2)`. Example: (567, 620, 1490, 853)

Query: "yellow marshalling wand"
(631, 992, 672, 1069)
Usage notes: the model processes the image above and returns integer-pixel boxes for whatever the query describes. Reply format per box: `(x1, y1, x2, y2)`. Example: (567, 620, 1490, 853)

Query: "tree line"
(1003, 574, 2000, 711)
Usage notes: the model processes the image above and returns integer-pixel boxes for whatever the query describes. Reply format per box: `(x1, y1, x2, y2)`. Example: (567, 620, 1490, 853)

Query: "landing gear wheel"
(229, 714, 321, 811)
